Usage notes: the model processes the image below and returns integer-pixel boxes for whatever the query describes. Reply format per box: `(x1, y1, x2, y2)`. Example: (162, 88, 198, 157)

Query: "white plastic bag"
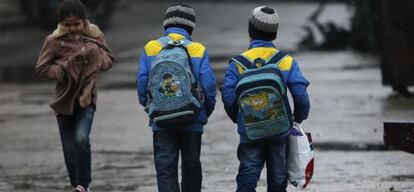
(287, 122, 314, 189)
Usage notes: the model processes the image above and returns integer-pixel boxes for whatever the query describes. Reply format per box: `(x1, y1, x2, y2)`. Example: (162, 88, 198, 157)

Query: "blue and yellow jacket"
(137, 27, 217, 132)
(221, 40, 310, 142)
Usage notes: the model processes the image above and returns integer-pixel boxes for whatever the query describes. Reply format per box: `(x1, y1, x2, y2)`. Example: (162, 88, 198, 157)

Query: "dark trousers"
(57, 104, 95, 188)
(236, 137, 288, 192)
(153, 130, 202, 192)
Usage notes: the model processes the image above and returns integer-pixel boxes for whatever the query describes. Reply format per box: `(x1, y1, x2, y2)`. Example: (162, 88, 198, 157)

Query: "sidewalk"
(1, 1, 414, 191)
(1, 50, 414, 191)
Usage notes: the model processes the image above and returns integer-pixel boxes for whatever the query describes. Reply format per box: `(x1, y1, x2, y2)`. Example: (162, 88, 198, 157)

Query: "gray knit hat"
(163, 3, 196, 35)
(249, 6, 279, 41)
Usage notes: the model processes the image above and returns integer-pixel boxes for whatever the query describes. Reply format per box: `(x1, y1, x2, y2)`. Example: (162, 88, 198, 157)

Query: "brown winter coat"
(36, 20, 114, 115)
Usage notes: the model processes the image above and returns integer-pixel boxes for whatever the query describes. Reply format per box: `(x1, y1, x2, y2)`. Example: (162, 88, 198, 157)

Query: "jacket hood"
(164, 27, 192, 41)
(249, 39, 275, 49)
(51, 20, 103, 39)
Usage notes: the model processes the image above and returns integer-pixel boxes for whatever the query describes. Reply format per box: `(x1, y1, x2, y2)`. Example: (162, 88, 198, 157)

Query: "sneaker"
(74, 185, 88, 192)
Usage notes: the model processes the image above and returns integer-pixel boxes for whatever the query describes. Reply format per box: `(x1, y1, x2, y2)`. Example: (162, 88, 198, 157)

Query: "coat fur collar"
(51, 20, 103, 39)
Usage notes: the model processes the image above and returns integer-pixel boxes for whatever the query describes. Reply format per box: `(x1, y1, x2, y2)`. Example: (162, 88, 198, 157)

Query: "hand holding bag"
(287, 122, 314, 189)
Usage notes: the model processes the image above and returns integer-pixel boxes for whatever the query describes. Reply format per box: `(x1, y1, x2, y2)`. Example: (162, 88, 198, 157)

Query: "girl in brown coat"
(35, 0, 113, 191)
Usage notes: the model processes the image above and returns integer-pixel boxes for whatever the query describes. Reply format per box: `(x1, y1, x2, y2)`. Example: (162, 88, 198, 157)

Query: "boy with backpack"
(136, 3, 216, 192)
(221, 6, 310, 192)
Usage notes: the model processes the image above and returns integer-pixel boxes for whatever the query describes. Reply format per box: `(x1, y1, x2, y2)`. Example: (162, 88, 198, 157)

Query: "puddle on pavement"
(91, 184, 140, 191)
(13, 183, 35, 190)
(388, 175, 414, 182)
(0, 113, 51, 124)
(3, 150, 155, 191)
(314, 142, 387, 151)
(381, 95, 414, 120)
(18, 91, 51, 105)
(5, 171, 69, 191)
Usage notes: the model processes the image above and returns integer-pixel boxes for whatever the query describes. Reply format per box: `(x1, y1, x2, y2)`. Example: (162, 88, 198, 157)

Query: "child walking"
(35, 0, 113, 191)
(221, 6, 310, 192)
(137, 3, 216, 192)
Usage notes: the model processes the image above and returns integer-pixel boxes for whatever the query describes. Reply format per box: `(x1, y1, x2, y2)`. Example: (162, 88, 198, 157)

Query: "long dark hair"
(55, 0, 87, 22)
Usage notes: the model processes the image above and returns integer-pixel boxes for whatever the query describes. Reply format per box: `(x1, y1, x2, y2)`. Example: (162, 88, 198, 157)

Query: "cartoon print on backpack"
(158, 73, 182, 97)
(240, 89, 284, 124)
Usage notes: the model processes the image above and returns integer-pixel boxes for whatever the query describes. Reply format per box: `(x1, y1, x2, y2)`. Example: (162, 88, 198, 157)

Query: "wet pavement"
(1, 1, 414, 192)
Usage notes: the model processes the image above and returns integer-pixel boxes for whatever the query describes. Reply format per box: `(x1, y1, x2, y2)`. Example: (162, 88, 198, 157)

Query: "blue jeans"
(57, 104, 95, 188)
(153, 130, 202, 192)
(236, 136, 288, 192)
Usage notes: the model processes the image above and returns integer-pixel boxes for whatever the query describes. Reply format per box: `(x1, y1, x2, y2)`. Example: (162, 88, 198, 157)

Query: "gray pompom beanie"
(249, 6, 279, 41)
(163, 3, 196, 35)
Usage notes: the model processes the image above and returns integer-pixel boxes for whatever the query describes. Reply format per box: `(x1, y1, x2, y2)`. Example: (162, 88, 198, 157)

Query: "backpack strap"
(266, 50, 287, 65)
(157, 36, 171, 47)
(231, 55, 253, 71)
(267, 51, 288, 95)
(180, 39, 191, 47)
(164, 39, 195, 76)
(158, 37, 194, 74)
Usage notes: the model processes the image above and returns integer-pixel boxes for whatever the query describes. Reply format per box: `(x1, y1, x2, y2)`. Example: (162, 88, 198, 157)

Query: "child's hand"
(293, 121, 302, 129)
(70, 42, 100, 68)
(73, 44, 96, 66)
(81, 42, 100, 65)
(74, 46, 87, 62)
(84, 42, 100, 56)
(56, 66, 66, 83)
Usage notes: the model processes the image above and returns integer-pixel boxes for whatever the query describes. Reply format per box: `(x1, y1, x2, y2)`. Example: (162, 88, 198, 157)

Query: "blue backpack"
(147, 37, 202, 128)
(232, 51, 292, 140)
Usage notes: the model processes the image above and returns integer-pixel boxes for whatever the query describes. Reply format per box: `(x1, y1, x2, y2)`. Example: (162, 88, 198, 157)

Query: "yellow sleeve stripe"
(187, 42, 205, 58)
(278, 55, 292, 71)
(236, 63, 246, 74)
(144, 40, 162, 56)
